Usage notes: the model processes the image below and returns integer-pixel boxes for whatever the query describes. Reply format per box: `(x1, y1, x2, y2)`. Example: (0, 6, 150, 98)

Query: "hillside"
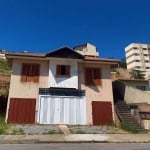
(0, 59, 11, 96)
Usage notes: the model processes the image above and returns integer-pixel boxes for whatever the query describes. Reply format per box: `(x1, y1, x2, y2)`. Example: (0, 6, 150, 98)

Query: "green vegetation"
(48, 129, 63, 134)
(120, 121, 137, 133)
(0, 59, 11, 75)
(129, 69, 145, 79)
(11, 128, 25, 135)
(0, 115, 8, 134)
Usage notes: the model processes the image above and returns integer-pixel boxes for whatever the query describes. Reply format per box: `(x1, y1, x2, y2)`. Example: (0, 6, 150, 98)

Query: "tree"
(129, 69, 145, 79)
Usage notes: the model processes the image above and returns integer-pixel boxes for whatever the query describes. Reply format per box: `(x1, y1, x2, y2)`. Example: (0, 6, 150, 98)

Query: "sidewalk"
(0, 134, 150, 144)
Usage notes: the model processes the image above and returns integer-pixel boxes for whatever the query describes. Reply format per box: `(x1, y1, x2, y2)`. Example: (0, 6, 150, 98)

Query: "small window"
(136, 66, 141, 69)
(135, 60, 140, 62)
(134, 53, 139, 56)
(133, 47, 138, 49)
(21, 63, 40, 82)
(143, 48, 147, 50)
(136, 85, 146, 91)
(85, 68, 102, 86)
(140, 112, 150, 120)
(145, 60, 149, 63)
(144, 54, 148, 56)
(56, 65, 70, 76)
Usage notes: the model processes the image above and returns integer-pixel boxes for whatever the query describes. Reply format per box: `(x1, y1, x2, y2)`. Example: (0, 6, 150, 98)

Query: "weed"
(0, 115, 8, 134)
(74, 130, 86, 134)
(120, 121, 138, 133)
(48, 129, 63, 134)
(12, 128, 25, 135)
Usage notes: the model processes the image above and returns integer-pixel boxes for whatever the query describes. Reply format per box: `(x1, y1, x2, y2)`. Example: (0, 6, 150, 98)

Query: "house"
(113, 79, 150, 130)
(5, 43, 120, 125)
(117, 78, 150, 92)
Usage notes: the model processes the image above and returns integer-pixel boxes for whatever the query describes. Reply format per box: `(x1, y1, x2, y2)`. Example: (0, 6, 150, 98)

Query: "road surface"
(1, 143, 150, 150)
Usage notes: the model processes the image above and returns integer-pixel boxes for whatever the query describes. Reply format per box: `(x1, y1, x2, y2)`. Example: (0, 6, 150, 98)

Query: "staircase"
(115, 101, 146, 133)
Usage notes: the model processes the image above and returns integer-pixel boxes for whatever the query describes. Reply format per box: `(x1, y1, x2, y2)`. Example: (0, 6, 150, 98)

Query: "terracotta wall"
(78, 62, 114, 125)
(6, 58, 49, 122)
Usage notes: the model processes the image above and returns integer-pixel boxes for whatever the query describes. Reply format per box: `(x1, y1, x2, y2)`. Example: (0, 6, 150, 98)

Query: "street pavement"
(1, 143, 150, 150)
(0, 134, 150, 144)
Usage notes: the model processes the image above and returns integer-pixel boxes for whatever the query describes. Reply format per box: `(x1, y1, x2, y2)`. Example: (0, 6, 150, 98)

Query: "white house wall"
(49, 59, 78, 89)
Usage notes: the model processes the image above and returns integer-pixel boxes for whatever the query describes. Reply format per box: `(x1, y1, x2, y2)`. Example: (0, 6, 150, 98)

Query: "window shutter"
(33, 64, 40, 82)
(56, 65, 61, 75)
(21, 64, 29, 82)
(66, 65, 70, 76)
(93, 68, 102, 86)
(85, 68, 93, 85)
(26, 64, 32, 82)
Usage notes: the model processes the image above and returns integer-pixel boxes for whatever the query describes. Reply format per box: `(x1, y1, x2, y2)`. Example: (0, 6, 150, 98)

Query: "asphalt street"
(1, 143, 150, 150)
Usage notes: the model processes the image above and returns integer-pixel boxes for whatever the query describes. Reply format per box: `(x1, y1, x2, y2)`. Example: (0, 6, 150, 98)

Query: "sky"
(0, 0, 150, 59)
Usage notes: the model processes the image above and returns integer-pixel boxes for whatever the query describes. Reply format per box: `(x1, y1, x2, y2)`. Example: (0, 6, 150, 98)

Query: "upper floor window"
(143, 48, 147, 50)
(134, 53, 139, 56)
(85, 68, 102, 86)
(56, 65, 70, 77)
(21, 63, 40, 82)
(133, 47, 138, 49)
(135, 60, 140, 62)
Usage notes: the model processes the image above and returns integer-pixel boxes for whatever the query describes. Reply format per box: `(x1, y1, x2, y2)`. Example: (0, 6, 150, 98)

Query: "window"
(21, 63, 40, 82)
(56, 65, 70, 76)
(144, 54, 148, 56)
(136, 85, 146, 91)
(85, 68, 102, 86)
(140, 112, 150, 120)
(133, 47, 138, 49)
(143, 48, 147, 50)
(145, 60, 149, 63)
(136, 66, 141, 69)
(134, 53, 139, 56)
(135, 60, 140, 62)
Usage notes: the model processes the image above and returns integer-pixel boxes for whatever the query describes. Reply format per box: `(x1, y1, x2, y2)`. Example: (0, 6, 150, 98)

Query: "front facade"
(125, 43, 150, 71)
(6, 44, 119, 125)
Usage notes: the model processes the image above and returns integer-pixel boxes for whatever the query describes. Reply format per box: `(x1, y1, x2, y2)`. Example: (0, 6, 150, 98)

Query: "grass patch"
(11, 128, 25, 135)
(73, 130, 86, 134)
(0, 115, 9, 134)
(48, 129, 63, 134)
(120, 121, 138, 133)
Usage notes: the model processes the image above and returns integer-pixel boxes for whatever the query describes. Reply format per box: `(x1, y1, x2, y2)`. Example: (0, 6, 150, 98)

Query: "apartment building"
(125, 43, 150, 71)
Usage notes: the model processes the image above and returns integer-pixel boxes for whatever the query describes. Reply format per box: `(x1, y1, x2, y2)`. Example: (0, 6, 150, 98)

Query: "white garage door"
(38, 95, 86, 125)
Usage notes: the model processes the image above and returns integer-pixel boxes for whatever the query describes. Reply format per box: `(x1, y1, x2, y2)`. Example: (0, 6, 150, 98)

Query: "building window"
(145, 60, 149, 63)
(140, 112, 150, 120)
(56, 65, 70, 76)
(21, 63, 40, 82)
(134, 53, 139, 56)
(133, 47, 138, 49)
(143, 48, 147, 50)
(136, 85, 146, 91)
(135, 66, 141, 69)
(144, 54, 148, 56)
(85, 68, 102, 86)
(135, 60, 140, 62)
(146, 67, 150, 69)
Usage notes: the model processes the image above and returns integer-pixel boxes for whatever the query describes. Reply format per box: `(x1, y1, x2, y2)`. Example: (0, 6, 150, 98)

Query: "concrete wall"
(113, 80, 150, 104)
(119, 80, 150, 91)
(125, 86, 150, 104)
(78, 63, 114, 125)
(6, 58, 49, 121)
